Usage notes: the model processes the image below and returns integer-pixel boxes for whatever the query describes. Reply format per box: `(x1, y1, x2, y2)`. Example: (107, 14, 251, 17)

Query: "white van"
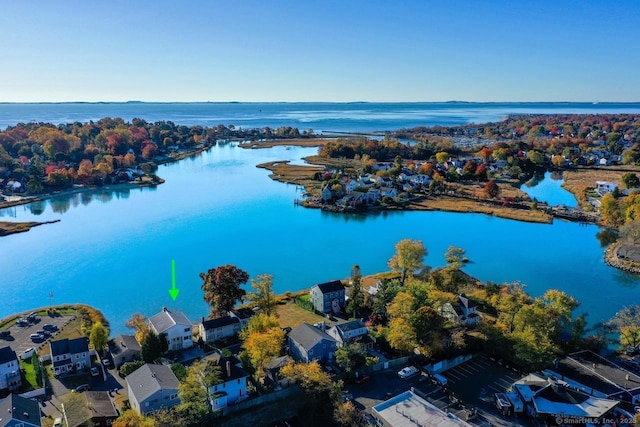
(53, 417, 63, 427)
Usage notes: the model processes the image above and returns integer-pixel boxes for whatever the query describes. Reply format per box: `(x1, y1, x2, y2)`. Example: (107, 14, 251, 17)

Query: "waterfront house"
(595, 181, 618, 196)
(50, 337, 91, 377)
(380, 187, 398, 198)
(326, 320, 374, 351)
(288, 322, 338, 363)
(310, 280, 345, 313)
(199, 316, 241, 344)
(148, 307, 193, 352)
(126, 363, 180, 416)
(0, 394, 41, 427)
(209, 356, 249, 411)
(439, 294, 480, 327)
(229, 308, 256, 329)
(0, 346, 21, 391)
(108, 334, 141, 368)
(321, 185, 333, 201)
(85, 391, 119, 427)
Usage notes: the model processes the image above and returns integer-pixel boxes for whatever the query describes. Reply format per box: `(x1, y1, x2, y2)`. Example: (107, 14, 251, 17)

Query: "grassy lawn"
(276, 301, 325, 329)
(20, 360, 39, 390)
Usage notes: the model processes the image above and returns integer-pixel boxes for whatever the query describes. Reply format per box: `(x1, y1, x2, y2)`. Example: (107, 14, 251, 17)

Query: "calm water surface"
(1, 103, 639, 334)
(520, 171, 578, 207)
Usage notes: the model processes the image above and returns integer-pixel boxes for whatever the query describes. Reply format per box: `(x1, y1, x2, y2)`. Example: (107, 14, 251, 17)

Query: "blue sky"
(1, 0, 639, 102)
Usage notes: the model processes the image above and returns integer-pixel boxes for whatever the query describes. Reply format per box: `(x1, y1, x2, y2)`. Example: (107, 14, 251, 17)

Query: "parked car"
(90, 367, 100, 377)
(30, 333, 45, 342)
(102, 358, 111, 367)
(0, 330, 10, 338)
(19, 348, 35, 360)
(16, 318, 28, 326)
(73, 384, 90, 393)
(398, 366, 419, 379)
(355, 374, 371, 384)
(43, 323, 58, 332)
(341, 393, 354, 402)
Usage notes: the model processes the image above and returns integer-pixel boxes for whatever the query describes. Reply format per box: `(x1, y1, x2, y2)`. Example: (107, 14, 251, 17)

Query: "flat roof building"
(372, 390, 471, 427)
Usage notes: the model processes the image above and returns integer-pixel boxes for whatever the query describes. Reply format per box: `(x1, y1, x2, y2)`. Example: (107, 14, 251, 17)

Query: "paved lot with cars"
(0, 313, 73, 358)
(440, 353, 533, 427)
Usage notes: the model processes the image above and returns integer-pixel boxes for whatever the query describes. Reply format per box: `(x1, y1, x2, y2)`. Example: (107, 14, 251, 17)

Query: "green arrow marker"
(169, 259, 180, 301)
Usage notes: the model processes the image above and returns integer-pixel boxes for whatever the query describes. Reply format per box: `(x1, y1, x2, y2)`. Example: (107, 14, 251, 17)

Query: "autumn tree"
(435, 151, 450, 163)
(200, 265, 249, 319)
(620, 220, 640, 245)
(61, 392, 91, 427)
(334, 343, 367, 373)
(483, 179, 500, 198)
(246, 274, 277, 316)
(172, 359, 222, 426)
(388, 239, 427, 285)
(89, 321, 109, 354)
(240, 313, 285, 377)
(281, 361, 344, 426)
(126, 313, 148, 343)
(600, 193, 624, 227)
(610, 306, 640, 350)
(113, 410, 156, 427)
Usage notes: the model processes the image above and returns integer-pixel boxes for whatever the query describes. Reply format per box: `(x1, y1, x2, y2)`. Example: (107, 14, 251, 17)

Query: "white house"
(439, 294, 480, 327)
(199, 316, 241, 344)
(0, 346, 21, 391)
(126, 363, 180, 416)
(149, 307, 193, 352)
(210, 356, 249, 411)
(595, 181, 618, 196)
(326, 320, 373, 350)
(50, 337, 91, 377)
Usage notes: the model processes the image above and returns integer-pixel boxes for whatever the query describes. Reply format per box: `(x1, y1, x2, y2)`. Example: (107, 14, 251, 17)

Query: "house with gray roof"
(0, 394, 41, 427)
(108, 334, 141, 368)
(126, 363, 180, 416)
(439, 294, 480, 327)
(85, 391, 119, 427)
(0, 346, 21, 391)
(199, 316, 240, 344)
(50, 337, 90, 377)
(327, 320, 374, 351)
(310, 280, 345, 314)
(288, 323, 337, 363)
(149, 307, 193, 351)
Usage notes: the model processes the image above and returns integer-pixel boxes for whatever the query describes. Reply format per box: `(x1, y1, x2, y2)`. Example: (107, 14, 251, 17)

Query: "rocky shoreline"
(604, 242, 640, 274)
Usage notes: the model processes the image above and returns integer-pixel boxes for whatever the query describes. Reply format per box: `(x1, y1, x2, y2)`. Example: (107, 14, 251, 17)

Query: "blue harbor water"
(1, 102, 639, 334)
(520, 171, 578, 207)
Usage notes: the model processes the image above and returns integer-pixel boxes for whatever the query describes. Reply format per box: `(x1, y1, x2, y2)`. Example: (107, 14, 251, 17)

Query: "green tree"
(247, 273, 277, 316)
(31, 352, 43, 387)
(388, 239, 427, 285)
(623, 173, 640, 189)
(346, 265, 365, 319)
(141, 330, 162, 363)
(61, 392, 91, 427)
(200, 265, 249, 319)
(119, 360, 145, 378)
(89, 321, 109, 354)
(334, 343, 367, 373)
(527, 150, 545, 165)
(171, 363, 187, 381)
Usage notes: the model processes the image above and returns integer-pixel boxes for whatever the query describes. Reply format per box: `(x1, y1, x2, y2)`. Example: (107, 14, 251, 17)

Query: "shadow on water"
(45, 186, 136, 213)
(596, 229, 618, 247)
(28, 201, 47, 216)
(612, 269, 640, 288)
(524, 172, 544, 188)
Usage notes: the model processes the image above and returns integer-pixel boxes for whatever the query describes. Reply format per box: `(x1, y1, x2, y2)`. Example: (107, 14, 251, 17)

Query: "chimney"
(226, 361, 231, 378)
(163, 307, 168, 312)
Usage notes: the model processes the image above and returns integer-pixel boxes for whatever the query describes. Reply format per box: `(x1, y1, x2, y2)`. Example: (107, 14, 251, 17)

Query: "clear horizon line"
(1, 100, 640, 105)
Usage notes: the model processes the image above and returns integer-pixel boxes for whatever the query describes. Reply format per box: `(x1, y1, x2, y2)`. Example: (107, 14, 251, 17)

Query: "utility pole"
(61, 402, 69, 427)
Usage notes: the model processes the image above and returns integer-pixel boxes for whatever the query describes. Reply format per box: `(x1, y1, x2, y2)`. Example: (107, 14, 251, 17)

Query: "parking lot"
(440, 353, 534, 427)
(0, 313, 74, 357)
